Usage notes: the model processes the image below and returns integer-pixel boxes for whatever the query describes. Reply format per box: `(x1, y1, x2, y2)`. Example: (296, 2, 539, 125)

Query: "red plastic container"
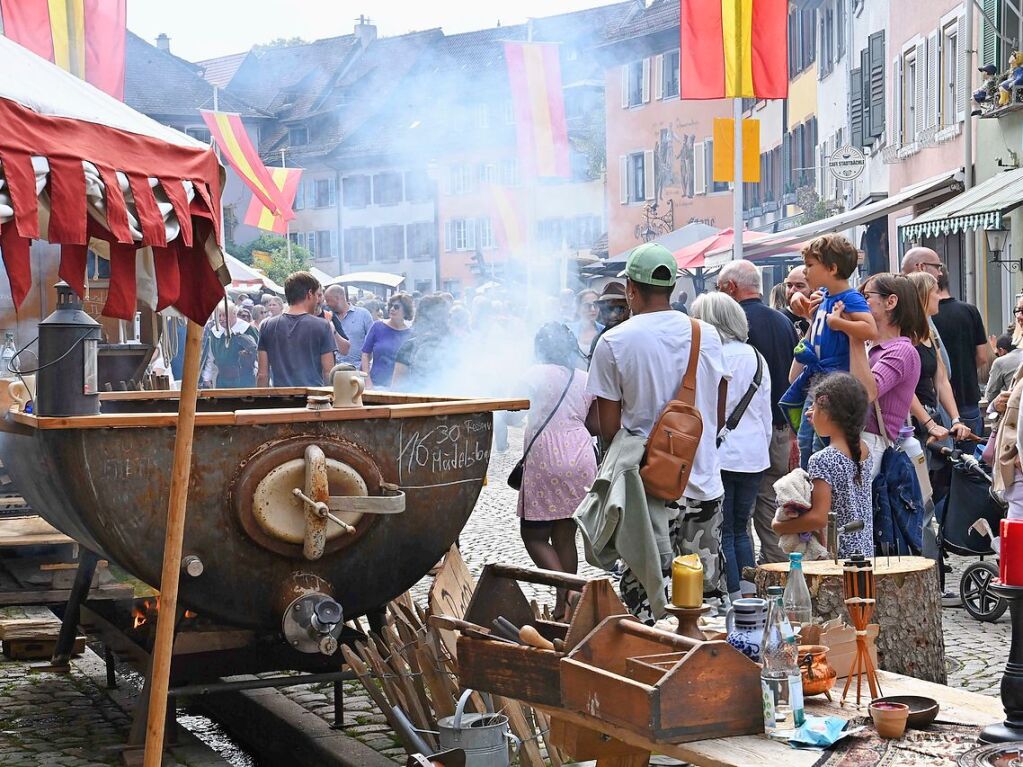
(1000, 519, 1023, 586)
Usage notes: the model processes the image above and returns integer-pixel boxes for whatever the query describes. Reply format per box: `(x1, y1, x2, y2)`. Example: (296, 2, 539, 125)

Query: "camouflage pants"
(620, 495, 726, 624)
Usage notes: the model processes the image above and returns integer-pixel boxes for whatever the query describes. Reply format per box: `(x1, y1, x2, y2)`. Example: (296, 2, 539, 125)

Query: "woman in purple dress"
(518, 323, 597, 618)
(360, 293, 413, 387)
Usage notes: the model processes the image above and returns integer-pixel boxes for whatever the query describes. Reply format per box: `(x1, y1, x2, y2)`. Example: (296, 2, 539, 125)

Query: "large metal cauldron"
(0, 392, 498, 636)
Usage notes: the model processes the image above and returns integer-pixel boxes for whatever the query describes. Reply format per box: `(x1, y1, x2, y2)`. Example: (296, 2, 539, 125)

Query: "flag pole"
(281, 149, 293, 266)
(732, 99, 743, 262)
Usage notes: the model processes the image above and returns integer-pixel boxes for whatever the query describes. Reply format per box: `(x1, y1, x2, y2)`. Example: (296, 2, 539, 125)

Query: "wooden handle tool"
(491, 617, 524, 643)
(428, 615, 516, 643)
(519, 625, 555, 650)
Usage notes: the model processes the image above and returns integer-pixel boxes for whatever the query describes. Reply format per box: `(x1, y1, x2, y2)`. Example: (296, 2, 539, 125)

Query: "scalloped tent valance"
(0, 35, 228, 324)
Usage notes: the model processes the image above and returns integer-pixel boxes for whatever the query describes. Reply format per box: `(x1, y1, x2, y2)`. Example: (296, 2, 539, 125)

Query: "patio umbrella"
(582, 222, 720, 277)
(0, 36, 228, 767)
(674, 228, 779, 269)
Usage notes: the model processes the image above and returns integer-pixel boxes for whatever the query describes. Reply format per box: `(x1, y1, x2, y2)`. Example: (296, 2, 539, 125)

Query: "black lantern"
(35, 282, 101, 417)
(986, 227, 1022, 272)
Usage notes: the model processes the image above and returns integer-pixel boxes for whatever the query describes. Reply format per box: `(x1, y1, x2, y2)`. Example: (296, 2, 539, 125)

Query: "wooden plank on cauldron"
(0, 515, 72, 547)
(232, 406, 393, 425)
(11, 411, 237, 429)
(388, 398, 530, 417)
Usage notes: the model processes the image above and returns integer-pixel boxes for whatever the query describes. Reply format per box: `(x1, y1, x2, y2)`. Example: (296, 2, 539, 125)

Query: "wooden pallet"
(0, 613, 85, 660)
(0, 516, 134, 606)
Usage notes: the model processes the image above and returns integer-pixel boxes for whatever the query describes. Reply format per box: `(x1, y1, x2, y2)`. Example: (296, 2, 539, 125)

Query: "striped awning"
(901, 167, 1023, 240)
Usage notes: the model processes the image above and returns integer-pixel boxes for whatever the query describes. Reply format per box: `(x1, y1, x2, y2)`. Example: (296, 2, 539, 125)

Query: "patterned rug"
(811, 718, 983, 767)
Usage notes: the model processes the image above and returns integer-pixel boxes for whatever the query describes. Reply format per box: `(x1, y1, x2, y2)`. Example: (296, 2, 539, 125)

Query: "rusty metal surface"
(0, 408, 494, 629)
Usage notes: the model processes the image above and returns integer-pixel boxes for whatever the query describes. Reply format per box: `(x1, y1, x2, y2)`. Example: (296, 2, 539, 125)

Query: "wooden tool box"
(560, 616, 763, 743)
(455, 564, 627, 707)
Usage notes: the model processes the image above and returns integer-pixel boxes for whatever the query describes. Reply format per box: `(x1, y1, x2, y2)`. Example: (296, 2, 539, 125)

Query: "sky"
(128, 0, 612, 62)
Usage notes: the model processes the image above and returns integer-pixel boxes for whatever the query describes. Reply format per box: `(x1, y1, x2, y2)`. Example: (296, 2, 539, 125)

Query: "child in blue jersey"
(779, 234, 877, 468)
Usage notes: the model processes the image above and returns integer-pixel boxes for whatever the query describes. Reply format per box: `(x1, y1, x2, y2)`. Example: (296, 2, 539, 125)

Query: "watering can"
(436, 689, 519, 767)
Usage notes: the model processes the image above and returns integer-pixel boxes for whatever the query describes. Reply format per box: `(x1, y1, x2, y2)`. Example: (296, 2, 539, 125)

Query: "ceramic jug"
(329, 363, 365, 408)
(725, 597, 768, 662)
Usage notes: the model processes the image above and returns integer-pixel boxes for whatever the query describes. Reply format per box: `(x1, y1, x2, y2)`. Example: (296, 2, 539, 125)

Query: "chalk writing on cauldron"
(101, 456, 154, 480)
(398, 419, 492, 485)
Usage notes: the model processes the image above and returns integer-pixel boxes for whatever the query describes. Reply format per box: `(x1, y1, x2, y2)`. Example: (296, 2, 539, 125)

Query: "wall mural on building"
(653, 119, 698, 203)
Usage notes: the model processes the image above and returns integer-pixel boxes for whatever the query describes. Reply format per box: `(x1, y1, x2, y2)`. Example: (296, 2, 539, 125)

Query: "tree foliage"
(254, 37, 308, 52)
(235, 233, 311, 285)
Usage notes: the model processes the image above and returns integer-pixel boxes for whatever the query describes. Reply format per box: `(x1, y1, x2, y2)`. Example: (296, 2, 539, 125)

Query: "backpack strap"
(673, 318, 701, 406)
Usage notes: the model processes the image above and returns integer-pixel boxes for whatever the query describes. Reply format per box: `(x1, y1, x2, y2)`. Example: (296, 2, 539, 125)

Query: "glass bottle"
(783, 552, 813, 632)
(761, 585, 805, 735)
(0, 331, 16, 377)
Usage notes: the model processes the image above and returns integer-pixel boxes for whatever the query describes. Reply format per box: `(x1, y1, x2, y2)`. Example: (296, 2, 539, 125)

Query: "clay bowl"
(872, 695, 940, 729)
(869, 701, 909, 739)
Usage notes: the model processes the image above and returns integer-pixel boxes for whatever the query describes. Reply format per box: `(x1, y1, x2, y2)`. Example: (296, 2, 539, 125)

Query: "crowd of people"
(195, 237, 1020, 623)
(521, 235, 1017, 623)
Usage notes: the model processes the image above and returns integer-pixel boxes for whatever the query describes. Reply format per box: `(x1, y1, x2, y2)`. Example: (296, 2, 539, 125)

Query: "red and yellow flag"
(201, 110, 295, 222)
(0, 0, 126, 99)
(488, 185, 527, 250)
(680, 0, 788, 100)
(243, 167, 303, 234)
(712, 118, 760, 183)
(504, 42, 570, 179)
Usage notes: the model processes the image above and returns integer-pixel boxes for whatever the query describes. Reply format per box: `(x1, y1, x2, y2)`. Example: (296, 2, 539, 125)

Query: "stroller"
(933, 442, 1008, 621)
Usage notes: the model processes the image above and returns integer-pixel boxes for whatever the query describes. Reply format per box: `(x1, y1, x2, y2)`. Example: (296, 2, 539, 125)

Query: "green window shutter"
(850, 67, 864, 147)
(981, 0, 1002, 71)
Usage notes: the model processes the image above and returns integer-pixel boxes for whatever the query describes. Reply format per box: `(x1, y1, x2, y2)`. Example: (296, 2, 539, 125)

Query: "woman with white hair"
(691, 291, 772, 601)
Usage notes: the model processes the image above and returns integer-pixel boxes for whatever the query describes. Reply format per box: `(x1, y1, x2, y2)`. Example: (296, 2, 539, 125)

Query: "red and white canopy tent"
(0, 35, 226, 767)
(0, 35, 228, 324)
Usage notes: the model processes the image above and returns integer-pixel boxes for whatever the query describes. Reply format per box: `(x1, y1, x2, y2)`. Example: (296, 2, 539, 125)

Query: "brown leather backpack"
(640, 318, 704, 501)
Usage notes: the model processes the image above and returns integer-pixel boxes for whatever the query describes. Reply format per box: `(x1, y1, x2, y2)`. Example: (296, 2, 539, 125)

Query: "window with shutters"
(850, 67, 864, 147)
(627, 60, 645, 107)
(500, 159, 519, 186)
(902, 50, 918, 144)
(404, 170, 432, 203)
(373, 225, 405, 263)
(405, 222, 436, 261)
(820, 5, 835, 77)
(449, 164, 473, 195)
(477, 218, 495, 250)
(662, 50, 680, 99)
(294, 179, 306, 211)
(314, 178, 336, 208)
(859, 48, 873, 146)
(372, 173, 402, 206)
(342, 175, 370, 208)
(705, 140, 729, 193)
(448, 219, 475, 252)
(305, 232, 316, 257)
(867, 32, 886, 141)
(836, 0, 846, 60)
(344, 227, 372, 265)
(478, 164, 497, 186)
(980, 0, 1004, 71)
(315, 230, 335, 259)
(941, 20, 959, 127)
(627, 152, 645, 201)
(789, 9, 817, 76)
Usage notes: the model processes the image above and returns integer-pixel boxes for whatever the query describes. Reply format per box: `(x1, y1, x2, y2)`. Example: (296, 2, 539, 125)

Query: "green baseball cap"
(617, 242, 678, 286)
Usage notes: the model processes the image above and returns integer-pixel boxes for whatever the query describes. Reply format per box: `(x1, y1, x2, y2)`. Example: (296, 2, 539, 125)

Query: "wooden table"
(539, 671, 1003, 767)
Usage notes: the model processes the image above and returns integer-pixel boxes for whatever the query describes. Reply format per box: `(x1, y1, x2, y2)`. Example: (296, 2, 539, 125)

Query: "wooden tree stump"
(754, 556, 946, 684)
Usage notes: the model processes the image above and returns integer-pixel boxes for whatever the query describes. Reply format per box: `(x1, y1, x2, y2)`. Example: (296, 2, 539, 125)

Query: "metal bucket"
(436, 690, 519, 767)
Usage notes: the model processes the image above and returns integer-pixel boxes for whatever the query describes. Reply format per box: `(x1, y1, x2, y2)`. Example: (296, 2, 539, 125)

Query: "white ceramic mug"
(330, 365, 365, 408)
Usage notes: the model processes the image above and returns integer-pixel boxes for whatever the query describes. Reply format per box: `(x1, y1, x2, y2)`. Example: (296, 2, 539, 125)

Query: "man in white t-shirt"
(588, 243, 729, 621)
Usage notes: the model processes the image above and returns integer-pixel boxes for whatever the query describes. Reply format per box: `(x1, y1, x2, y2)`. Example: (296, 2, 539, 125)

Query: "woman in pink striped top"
(841, 273, 928, 480)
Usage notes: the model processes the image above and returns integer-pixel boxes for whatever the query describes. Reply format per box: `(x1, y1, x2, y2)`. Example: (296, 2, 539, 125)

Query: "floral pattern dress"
(517, 364, 597, 521)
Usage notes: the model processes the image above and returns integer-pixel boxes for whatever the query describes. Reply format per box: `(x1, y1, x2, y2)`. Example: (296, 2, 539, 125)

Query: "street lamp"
(986, 226, 1021, 271)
